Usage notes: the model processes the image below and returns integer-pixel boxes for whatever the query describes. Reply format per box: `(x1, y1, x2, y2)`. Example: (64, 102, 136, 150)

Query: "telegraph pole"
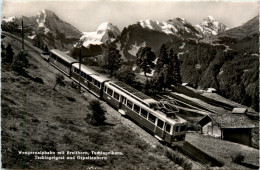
(22, 20, 24, 58)
(78, 48, 82, 93)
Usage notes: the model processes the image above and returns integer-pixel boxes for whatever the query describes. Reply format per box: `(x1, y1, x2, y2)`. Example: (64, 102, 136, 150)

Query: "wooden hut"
(197, 111, 258, 147)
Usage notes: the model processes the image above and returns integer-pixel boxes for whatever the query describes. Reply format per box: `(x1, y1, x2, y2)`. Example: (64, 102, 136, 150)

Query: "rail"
(2, 31, 43, 54)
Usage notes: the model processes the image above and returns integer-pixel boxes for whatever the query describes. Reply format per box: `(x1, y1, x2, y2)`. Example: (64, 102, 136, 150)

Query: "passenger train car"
(47, 49, 187, 146)
(71, 63, 110, 98)
(49, 49, 78, 76)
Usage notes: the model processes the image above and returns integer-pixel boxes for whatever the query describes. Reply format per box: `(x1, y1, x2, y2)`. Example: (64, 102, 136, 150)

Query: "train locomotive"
(46, 49, 188, 146)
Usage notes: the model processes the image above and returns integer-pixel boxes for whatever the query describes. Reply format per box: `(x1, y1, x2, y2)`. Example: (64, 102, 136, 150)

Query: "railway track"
(2, 31, 43, 54)
(173, 141, 223, 168)
(171, 86, 235, 111)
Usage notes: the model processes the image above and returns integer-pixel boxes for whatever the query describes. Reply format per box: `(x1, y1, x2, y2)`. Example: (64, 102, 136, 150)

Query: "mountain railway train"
(45, 49, 188, 146)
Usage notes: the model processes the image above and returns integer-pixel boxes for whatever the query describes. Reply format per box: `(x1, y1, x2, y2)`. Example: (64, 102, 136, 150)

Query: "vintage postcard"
(1, 1, 259, 169)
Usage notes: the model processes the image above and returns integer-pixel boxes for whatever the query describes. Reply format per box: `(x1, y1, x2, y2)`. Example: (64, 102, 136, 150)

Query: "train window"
(74, 68, 77, 74)
(84, 73, 87, 79)
(107, 88, 113, 96)
(81, 72, 84, 77)
(97, 82, 101, 88)
(104, 86, 107, 92)
(140, 109, 148, 118)
(175, 126, 179, 132)
(87, 76, 92, 82)
(157, 119, 164, 129)
(94, 79, 97, 86)
(148, 114, 156, 123)
(165, 123, 171, 133)
(133, 104, 140, 114)
(113, 92, 119, 100)
(180, 125, 186, 132)
(127, 100, 133, 109)
(122, 97, 126, 104)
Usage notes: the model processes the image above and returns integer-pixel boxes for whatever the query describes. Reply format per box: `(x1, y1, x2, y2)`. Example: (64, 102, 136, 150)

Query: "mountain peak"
(76, 22, 120, 48)
(36, 9, 57, 18)
(206, 15, 215, 21)
(196, 16, 228, 36)
(97, 22, 116, 31)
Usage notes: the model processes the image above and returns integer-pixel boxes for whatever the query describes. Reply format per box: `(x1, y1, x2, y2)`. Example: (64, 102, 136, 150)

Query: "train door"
(119, 96, 126, 109)
(154, 118, 165, 141)
(118, 96, 126, 115)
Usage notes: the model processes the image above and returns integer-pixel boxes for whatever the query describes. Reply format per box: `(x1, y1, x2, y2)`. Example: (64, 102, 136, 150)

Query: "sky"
(1, 1, 259, 32)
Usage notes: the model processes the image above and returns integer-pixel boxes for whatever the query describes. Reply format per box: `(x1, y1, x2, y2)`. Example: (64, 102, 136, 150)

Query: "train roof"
(72, 63, 110, 82)
(50, 49, 78, 64)
(105, 81, 186, 124)
(111, 81, 157, 106)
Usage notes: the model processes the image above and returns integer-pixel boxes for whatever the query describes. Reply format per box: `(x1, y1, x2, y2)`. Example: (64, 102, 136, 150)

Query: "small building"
(232, 107, 247, 114)
(206, 88, 217, 93)
(197, 112, 258, 148)
(181, 82, 193, 87)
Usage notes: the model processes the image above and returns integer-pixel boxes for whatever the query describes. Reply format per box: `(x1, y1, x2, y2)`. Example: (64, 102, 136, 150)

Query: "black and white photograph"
(1, 0, 259, 169)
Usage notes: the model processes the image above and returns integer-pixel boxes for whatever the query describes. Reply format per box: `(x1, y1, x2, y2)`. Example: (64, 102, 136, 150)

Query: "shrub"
(53, 73, 65, 90)
(87, 100, 106, 125)
(187, 123, 201, 131)
(63, 134, 72, 144)
(232, 153, 245, 163)
(33, 77, 44, 84)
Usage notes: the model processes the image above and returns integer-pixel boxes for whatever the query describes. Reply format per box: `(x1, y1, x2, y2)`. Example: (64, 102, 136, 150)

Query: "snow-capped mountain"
(195, 16, 228, 36)
(75, 22, 120, 48)
(2, 16, 17, 23)
(137, 18, 200, 38)
(136, 16, 227, 38)
(2, 9, 82, 50)
(138, 19, 177, 35)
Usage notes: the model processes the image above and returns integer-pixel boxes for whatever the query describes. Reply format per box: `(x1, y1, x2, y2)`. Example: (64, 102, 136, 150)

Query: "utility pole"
(22, 20, 24, 58)
(78, 48, 82, 93)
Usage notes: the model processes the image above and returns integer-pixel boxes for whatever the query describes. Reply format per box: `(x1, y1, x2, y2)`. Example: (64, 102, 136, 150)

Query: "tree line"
(100, 44, 182, 94)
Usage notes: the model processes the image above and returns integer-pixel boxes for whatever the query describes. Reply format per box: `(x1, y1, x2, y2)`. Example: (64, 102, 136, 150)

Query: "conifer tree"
(102, 47, 123, 77)
(168, 49, 182, 86)
(136, 47, 156, 77)
(4, 43, 14, 63)
(156, 44, 168, 73)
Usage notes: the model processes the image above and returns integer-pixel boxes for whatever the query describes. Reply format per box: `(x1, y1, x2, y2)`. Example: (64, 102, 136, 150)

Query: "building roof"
(197, 113, 258, 129)
(207, 88, 217, 92)
(232, 108, 247, 114)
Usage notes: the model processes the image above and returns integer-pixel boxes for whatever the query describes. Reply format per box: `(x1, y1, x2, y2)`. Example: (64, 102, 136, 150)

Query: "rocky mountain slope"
(2, 9, 82, 50)
(218, 16, 258, 39)
(195, 16, 228, 36)
(119, 16, 228, 59)
(72, 22, 121, 57)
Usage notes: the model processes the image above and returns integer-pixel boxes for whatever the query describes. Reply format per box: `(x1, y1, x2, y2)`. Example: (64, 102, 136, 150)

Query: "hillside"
(164, 16, 259, 111)
(1, 32, 195, 169)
